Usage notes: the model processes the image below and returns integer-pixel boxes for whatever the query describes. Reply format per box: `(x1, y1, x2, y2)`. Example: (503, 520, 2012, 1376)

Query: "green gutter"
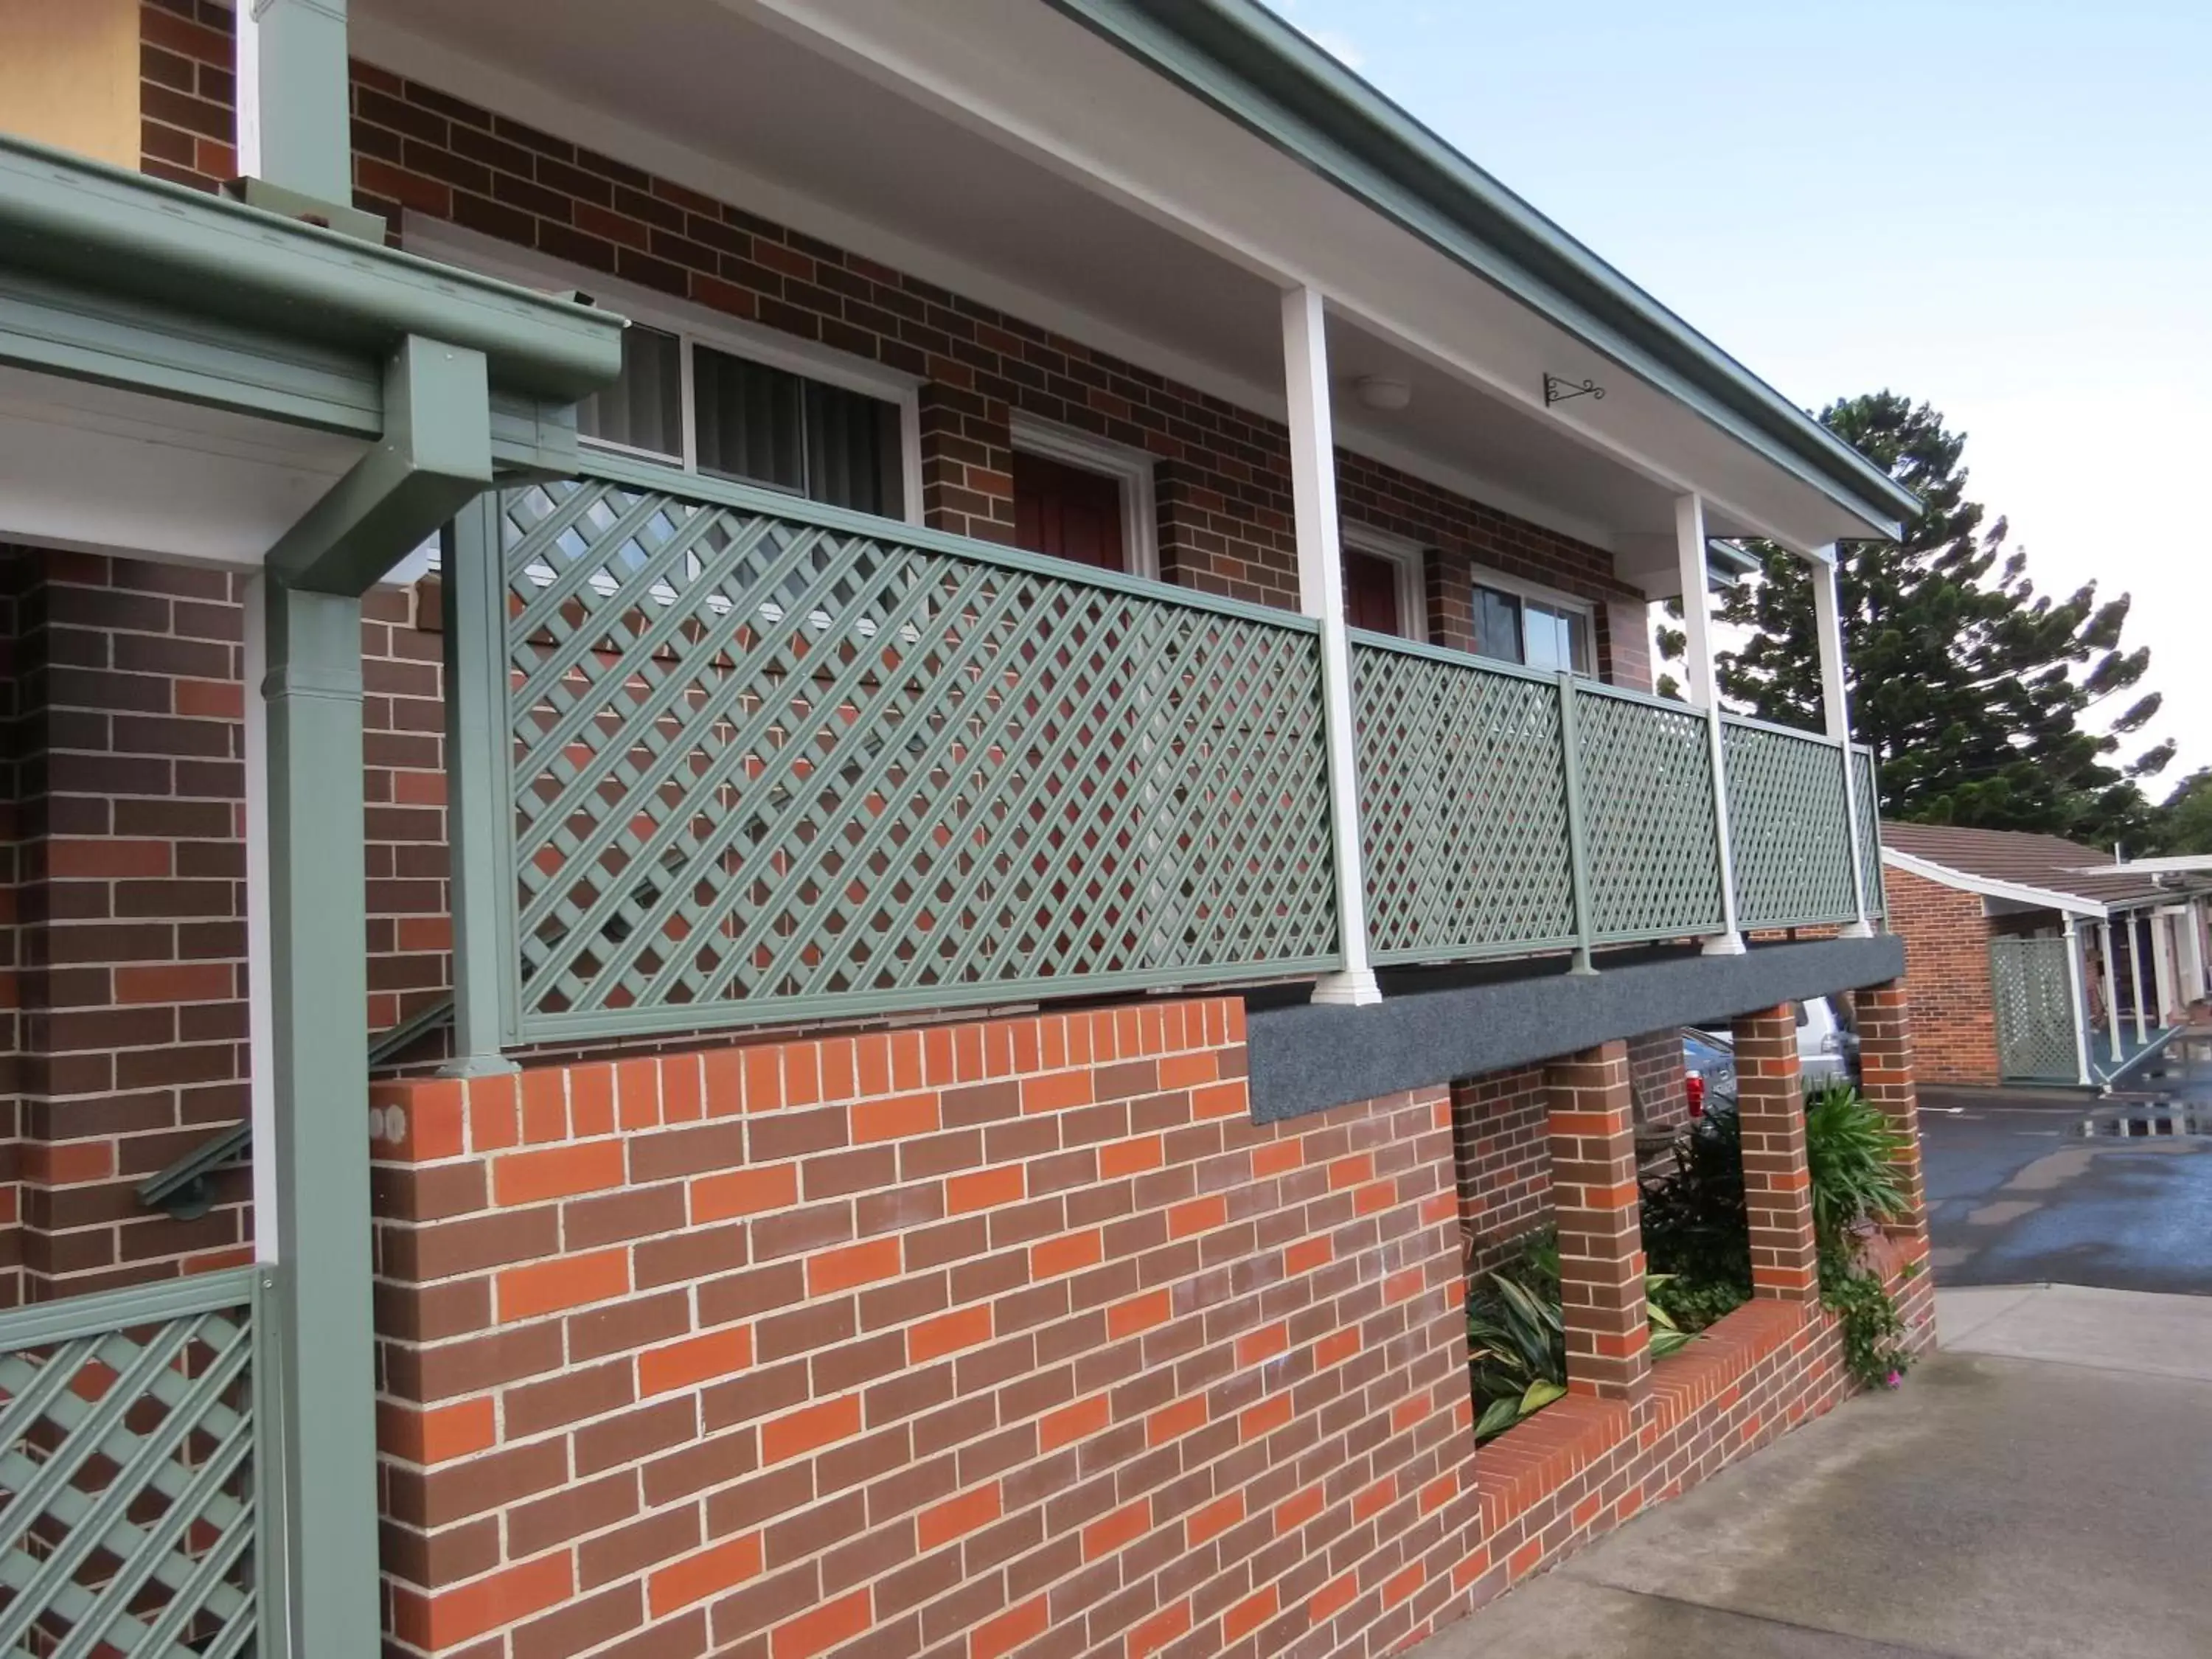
(0, 133, 622, 405)
(1042, 0, 1918, 539)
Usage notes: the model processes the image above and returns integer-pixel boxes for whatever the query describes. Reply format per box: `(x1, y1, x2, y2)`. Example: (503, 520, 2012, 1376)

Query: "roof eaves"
(1040, 0, 1919, 539)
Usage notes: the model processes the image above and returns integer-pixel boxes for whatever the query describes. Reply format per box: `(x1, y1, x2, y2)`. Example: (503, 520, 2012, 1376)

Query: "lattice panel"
(500, 476, 1340, 1037)
(1573, 689, 1725, 941)
(1991, 936, 2079, 1080)
(1722, 720, 1857, 928)
(0, 1273, 260, 1656)
(1852, 747, 1886, 917)
(1352, 642, 1576, 962)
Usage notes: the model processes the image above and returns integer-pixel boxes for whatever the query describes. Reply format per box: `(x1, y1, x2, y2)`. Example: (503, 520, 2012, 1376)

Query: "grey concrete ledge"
(1248, 934, 1905, 1123)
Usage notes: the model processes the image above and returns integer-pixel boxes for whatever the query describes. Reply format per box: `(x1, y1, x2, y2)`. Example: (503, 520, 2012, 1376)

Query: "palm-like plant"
(1802, 1082, 1911, 1241)
(1468, 1230, 1692, 1440)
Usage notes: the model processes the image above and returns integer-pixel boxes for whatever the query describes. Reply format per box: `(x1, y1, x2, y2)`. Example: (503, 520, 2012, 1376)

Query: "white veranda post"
(2151, 910, 2179, 1027)
(2062, 913, 2093, 1088)
(1674, 493, 1744, 954)
(2127, 911, 2150, 1046)
(2098, 919, 2124, 1063)
(1281, 285, 1380, 1006)
(1812, 551, 1874, 938)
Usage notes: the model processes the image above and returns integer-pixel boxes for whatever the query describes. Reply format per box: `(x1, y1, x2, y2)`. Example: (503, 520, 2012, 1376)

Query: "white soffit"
(349, 0, 1846, 552)
(0, 367, 361, 568)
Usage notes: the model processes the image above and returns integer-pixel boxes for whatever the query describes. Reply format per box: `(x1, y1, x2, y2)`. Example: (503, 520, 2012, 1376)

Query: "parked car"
(1797, 994, 1860, 1084)
(1685, 996, 1859, 1108)
(1681, 1026, 1736, 1114)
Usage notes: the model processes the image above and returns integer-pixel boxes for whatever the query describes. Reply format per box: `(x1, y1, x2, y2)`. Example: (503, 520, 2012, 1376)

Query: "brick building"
(1882, 822, 2212, 1088)
(0, 3, 1930, 1657)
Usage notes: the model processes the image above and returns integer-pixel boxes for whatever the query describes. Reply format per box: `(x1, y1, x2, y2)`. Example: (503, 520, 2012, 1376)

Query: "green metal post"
(1556, 672, 1598, 975)
(442, 494, 520, 1071)
(261, 578, 379, 1658)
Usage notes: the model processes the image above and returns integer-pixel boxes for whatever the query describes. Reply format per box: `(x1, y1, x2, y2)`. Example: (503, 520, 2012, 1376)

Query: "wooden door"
(1344, 549, 1403, 636)
(1013, 451, 1126, 571)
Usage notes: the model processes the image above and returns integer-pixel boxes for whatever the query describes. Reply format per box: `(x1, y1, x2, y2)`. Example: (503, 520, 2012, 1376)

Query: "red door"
(1344, 549, 1403, 636)
(1013, 451, 1127, 571)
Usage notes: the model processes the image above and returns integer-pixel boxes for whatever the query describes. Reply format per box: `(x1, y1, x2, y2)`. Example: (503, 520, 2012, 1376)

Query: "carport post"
(2098, 919, 2124, 1065)
(2127, 911, 2151, 1046)
(2062, 914, 2092, 1088)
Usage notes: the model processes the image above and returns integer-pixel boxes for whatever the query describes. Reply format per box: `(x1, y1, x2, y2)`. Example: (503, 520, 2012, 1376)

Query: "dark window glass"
(692, 346, 903, 516)
(804, 380, 904, 517)
(577, 324, 682, 458)
(694, 345, 805, 494)
(1474, 584, 1524, 664)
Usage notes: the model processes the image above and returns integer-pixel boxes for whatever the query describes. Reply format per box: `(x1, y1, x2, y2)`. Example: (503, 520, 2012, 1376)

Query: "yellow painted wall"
(0, 0, 142, 170)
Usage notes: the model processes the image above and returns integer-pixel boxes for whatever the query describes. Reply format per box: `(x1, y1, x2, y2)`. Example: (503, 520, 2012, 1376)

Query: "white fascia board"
(1882, 847, 2106, 919)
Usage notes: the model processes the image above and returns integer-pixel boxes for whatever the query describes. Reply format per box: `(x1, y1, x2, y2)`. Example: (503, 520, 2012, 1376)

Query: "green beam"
(270, 338, 492, 594)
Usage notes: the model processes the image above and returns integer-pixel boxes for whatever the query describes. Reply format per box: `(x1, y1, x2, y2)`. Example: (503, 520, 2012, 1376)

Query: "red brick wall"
(0, 550, 452, 1295)
(1447, 1067, 1549, 1273)
(134, 0, 1651, 684)
(369, 999, 1486, 1659)
(366, 993, 1932, 1658)
(1884, 866, 2000, 1086)
(1625, 1029, 1689, 1130)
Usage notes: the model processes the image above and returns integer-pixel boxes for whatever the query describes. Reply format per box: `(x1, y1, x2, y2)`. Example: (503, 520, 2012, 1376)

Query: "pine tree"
(1688, 393, 2171, 844)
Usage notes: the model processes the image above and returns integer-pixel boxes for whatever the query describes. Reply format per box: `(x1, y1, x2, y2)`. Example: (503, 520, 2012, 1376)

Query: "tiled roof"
(1881, 821, 2209, 910)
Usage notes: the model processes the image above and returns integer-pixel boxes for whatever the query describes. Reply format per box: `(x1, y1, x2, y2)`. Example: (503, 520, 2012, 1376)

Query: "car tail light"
(1685, 1074, 1705, 1118)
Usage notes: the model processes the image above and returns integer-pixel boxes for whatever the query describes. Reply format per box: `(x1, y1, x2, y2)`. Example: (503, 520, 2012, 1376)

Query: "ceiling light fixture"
(1352, 375, 1411, 411)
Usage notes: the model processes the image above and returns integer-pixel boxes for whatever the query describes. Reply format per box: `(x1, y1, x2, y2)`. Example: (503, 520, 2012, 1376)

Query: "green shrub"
(1804, 1080, 1912, 1242)
(1638, 1105, 1752, 1330)
(1467, 1228, 1690, 1439)
(1802, 1082, 1917, 1388)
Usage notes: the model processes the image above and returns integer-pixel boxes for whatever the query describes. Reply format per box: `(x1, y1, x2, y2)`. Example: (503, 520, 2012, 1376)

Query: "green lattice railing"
(1851, 745, 1886, 917)
(1722, 715, 1860, 930)
(1351, 637, 1578, 964)
(1574, 681, 1728, 942)
(0, 1270, 264, 1656)
(482, 462, 1340, 1042)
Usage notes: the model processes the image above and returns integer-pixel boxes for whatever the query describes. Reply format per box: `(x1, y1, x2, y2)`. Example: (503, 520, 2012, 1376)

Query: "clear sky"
(1267, 0, 2211, 783)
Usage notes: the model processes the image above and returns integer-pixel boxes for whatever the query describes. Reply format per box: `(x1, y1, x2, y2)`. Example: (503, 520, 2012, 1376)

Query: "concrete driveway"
(1408, 1286, 2212, 1659)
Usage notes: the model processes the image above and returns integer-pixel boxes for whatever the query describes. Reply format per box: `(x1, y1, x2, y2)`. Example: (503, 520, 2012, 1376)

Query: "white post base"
(1311, 969, 1384, 1007)
(1701, 932, 1749, 956)
(1838, 920, 1877, 939)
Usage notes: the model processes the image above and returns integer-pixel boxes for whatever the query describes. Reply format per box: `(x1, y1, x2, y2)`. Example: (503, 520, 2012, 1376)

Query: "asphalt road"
(1920, 1048, 2212, 1295)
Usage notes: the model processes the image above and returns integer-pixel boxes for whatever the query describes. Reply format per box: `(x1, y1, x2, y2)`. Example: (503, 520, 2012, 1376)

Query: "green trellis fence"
(451, 462, 1886, 1045)
(456, 459, 1343, 1045)
(0, 1268, 270, 1656)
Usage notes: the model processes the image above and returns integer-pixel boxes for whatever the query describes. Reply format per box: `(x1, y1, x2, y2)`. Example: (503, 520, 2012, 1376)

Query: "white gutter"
(1882, 847, 2107, 919)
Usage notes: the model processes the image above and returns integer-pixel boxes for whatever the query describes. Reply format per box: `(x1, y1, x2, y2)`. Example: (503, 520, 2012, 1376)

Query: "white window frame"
(1340, 522, 1427, 641)
(1469, 561, 1597, 676)
(400, 213, 925, 526)
(1007, 411, 1161, 581)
